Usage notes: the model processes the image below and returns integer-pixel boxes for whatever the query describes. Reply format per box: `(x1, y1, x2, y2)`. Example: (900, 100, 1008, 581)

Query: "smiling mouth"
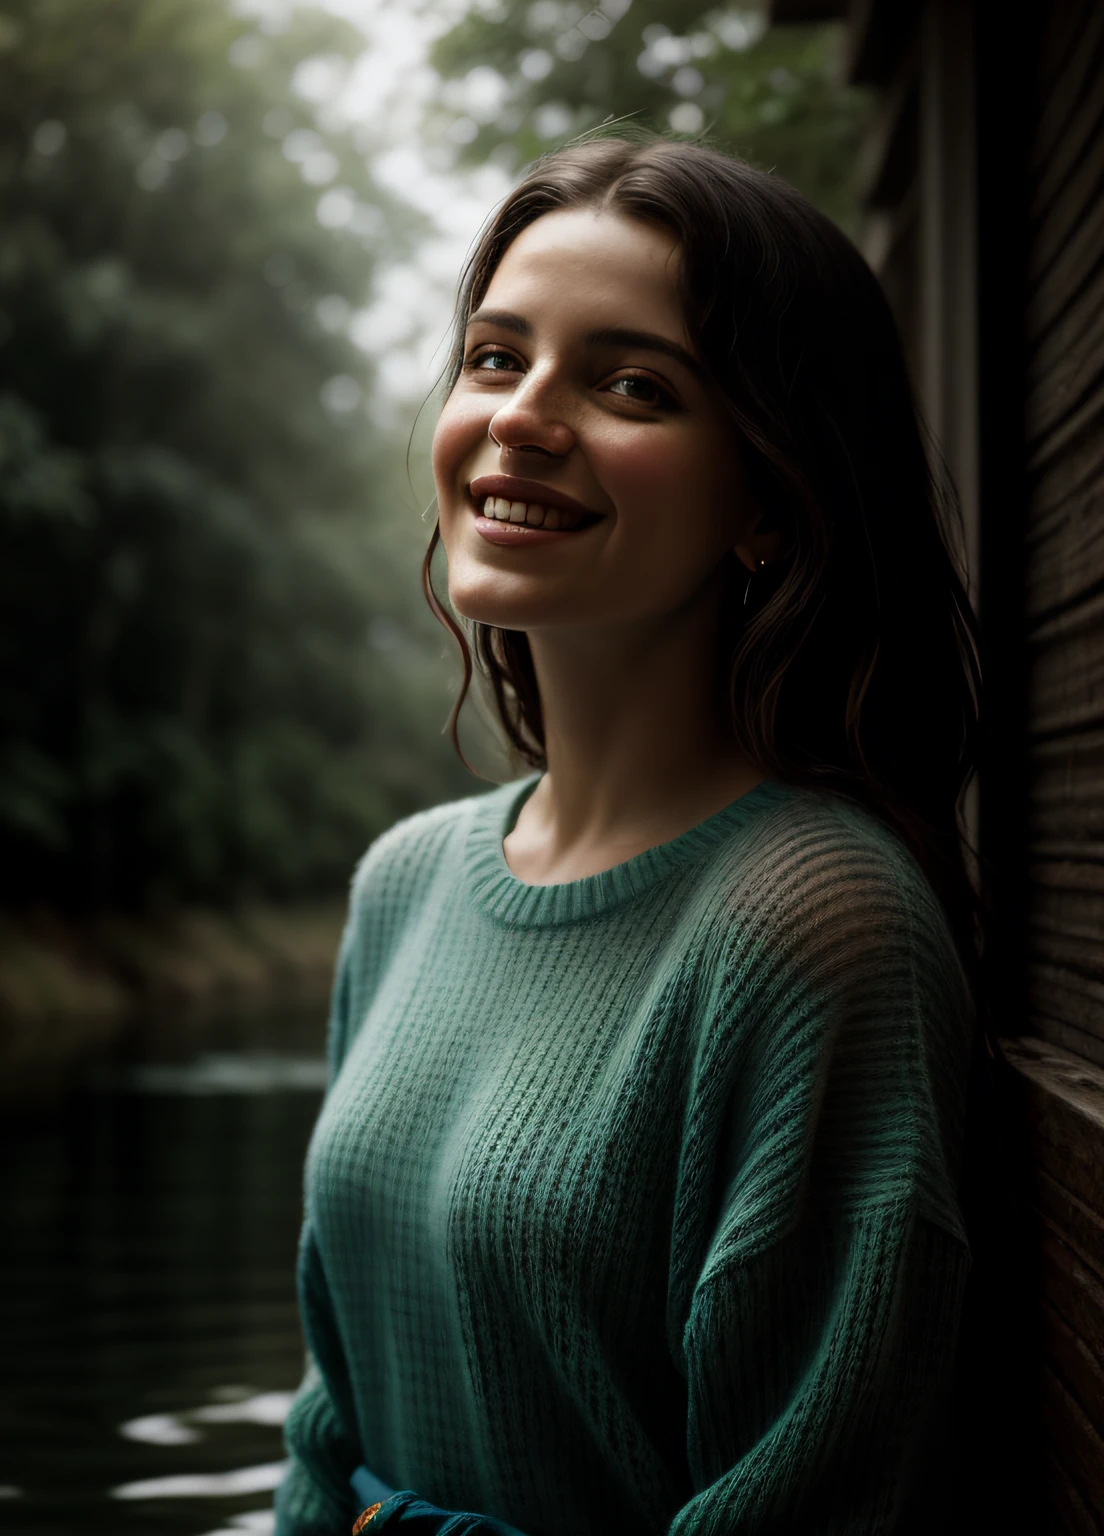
(475, 495, 603, 532)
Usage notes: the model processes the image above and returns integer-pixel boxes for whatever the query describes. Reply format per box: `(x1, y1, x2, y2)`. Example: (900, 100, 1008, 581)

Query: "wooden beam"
(1002, 1036, 1104, 1222)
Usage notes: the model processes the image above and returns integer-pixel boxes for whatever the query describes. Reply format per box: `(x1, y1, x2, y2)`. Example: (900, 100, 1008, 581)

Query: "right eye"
(465, 347, 521, 373)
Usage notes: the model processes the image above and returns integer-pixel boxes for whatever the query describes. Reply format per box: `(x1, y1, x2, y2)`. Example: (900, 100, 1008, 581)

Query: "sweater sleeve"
(667, 810, 975, 1534)
(274, 884, 373, 1536)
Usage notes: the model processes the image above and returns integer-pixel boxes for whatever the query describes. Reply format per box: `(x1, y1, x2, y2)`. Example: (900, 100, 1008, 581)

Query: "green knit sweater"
(274, 771, 974, 1536)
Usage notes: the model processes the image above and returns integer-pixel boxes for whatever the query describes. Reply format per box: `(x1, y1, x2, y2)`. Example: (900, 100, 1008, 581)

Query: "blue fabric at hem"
(351, 1464, 398, 1508)
(348, 1466, 530, 1536)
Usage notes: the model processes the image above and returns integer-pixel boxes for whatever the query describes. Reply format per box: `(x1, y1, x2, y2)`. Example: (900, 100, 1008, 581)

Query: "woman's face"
(432, 206, 761, 637)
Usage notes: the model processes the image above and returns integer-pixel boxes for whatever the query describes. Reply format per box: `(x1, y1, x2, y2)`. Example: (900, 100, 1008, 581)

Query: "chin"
(447, 582, 581, 634)
(442, 555, 547, 630)
(448, 592, 539, 631)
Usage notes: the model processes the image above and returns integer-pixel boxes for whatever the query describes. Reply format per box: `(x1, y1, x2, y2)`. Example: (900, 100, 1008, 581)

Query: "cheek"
(593, 425, 747, 575)
(594, 427, 724, 530)
(590, 427, 684, 507)
(431, 394, 487, 503)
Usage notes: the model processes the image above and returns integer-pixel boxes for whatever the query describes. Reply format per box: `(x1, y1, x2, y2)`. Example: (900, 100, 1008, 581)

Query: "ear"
(732, 519, 788, 574)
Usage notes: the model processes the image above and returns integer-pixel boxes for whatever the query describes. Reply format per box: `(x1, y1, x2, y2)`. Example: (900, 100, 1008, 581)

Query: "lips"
(468, 474, 604, 523)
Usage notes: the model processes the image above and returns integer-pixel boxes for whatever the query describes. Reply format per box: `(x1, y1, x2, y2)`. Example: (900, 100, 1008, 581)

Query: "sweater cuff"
(356, 1489, 528, 1536)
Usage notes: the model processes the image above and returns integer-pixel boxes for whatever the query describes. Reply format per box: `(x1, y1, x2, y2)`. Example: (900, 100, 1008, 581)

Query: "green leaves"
(427, 3, 874, 236)
(0, 0, 473, 908)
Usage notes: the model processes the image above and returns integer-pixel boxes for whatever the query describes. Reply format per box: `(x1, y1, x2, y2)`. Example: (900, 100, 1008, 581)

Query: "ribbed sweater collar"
(462, 771, 793, 928)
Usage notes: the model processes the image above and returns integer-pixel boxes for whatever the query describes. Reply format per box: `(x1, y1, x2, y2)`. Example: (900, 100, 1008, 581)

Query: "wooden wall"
(1022, 0, 1104, 1074)
(774, 0, 1104, 1524)
(1013, 1, 1104, 1526)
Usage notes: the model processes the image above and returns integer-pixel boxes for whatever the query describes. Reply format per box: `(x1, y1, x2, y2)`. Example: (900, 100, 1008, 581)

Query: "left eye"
(607, 375, 673, 407)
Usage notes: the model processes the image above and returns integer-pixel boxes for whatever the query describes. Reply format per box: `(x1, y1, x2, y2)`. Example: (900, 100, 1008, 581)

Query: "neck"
(518, 586, 763, 861)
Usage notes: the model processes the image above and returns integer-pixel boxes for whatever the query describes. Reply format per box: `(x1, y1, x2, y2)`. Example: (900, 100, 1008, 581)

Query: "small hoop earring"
(743, 557, 767, 608)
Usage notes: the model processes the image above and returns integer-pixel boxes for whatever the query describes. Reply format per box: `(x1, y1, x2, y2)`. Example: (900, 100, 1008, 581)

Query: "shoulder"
(708, 782, 963, 994)
(335, 783, 502, 986)
(326, 784, 511, 1070)
(346, 781, 508, 918)
(691, 786, 975, 1248)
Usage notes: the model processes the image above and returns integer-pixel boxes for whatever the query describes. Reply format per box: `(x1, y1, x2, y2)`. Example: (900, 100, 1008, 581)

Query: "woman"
(274, 130, 991, 1536)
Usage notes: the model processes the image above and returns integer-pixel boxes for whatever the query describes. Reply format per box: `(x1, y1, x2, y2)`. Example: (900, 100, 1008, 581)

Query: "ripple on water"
(92, 1052, 328, 1095)
(2, 1028, 326, 1535)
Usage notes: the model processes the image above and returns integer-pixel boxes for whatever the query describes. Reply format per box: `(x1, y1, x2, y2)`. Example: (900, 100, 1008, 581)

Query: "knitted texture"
(274, 772, 974, 1536)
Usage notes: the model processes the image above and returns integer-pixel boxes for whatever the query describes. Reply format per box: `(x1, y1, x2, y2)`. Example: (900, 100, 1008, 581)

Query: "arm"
(666, 814, 975, 1533)
(275, 825, 528, 1536)
(674, 1202, 970, 1533)
(274, 887, 376, 1536)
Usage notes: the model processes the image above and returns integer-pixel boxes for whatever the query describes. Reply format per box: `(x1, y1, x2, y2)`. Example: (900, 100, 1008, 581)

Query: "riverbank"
(0, 901, 346, 1104)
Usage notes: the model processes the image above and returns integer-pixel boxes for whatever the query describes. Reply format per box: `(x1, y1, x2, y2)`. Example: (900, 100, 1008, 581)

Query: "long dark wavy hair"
(421, 129, 992, 1048)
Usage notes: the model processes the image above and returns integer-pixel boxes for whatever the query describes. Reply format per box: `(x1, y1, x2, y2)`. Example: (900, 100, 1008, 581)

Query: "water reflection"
(199, 1516, 275, 1536)
(99, 1054, 328, 1096)
(112, 1461, 287, 1499)
(120, 1389, 296, 1445)
(0, 1027, 325, 1534)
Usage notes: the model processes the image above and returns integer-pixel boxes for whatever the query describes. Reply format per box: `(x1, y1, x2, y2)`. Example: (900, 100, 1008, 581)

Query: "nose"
(487, 367, 574, 457)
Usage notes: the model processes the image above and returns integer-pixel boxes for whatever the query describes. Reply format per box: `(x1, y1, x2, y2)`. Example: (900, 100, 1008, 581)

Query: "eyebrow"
(465, 308, 706, 382)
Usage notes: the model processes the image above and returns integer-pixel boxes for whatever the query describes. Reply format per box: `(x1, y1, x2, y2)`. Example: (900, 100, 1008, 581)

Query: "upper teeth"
(480, 495, 582, 531)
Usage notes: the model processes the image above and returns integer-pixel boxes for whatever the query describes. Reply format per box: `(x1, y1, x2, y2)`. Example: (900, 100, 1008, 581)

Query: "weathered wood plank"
(1041, 1275, 1104, 1444)
(1026, 274, 1104, 453)
(1035, 1166, 1104, 1277)
(1027, 962, 1104, 1038)
(1024, 609, 1104, 739)
(1027, 374, 1104, 481)
(1027, 923, 1104, 974)
(1028, 1019, 1104, 1073)
(1026, 951, 1104, 1040)
(1029, 0, 1103, 187)
(1028, 414, 1104, 536)
(1045, 1444, 1102, 1536)
(1028, 86, 1104, 301)
(1028, 877, 1104, 924)
(1028, 734, 1104, 827)
(1042, 1362, 1104, 1524)
(1026, 471, 1104, 591)
(1039, 1232, 1104, 1426)
(1025, 514, 1104, 628)
(1028, 398, 1104, 541)
(1000, 1038, 1104, 1215)
(1025, 454, 1104, 616)
(1027, 981, 1104, 1061)
(1029, 859, 1104, 899)
(1025, 0, 1104, 205)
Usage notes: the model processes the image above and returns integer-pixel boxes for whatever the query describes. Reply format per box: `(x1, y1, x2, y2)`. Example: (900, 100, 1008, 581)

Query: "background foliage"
(429, 1, 872, 236)
(0, 0, 475, 911)
(0, 0, 871, 916)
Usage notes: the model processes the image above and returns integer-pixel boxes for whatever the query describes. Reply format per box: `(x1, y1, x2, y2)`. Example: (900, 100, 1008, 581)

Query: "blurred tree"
(428, 1, 873, 236)
(0, 0, 477, 910)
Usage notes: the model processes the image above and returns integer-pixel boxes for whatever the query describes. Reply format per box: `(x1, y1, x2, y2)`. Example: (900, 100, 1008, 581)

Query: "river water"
(1, 1015, 329, 1536)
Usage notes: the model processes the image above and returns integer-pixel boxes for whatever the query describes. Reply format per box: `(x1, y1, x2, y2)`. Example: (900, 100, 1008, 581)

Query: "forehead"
(480, 207, 687, 333)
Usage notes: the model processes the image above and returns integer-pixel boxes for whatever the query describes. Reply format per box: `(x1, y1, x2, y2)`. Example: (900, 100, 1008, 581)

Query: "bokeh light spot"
(671, 65, 704, 97)
(316, 185, 357, 228)
(195, 111, 227, 147)
(320, 375, 362, 414)
(32, 120, 66, 155)
(668, 102, 705, 134)
(532, 102, 573, 139)
(301, 150, 339, 186)
(518, 49, 553, 82)
(156, 128, 189, 161)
